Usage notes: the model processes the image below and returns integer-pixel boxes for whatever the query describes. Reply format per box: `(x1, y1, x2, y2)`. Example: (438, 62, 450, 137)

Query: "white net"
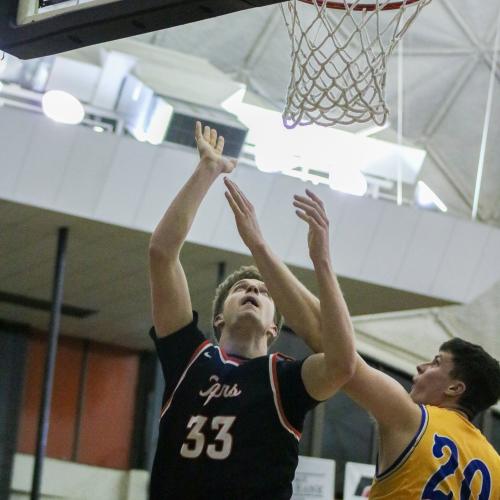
(281, 0, 432, 128)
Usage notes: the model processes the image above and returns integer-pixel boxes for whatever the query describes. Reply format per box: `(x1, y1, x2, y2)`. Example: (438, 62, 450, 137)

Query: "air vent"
(166, 113, 247, 158)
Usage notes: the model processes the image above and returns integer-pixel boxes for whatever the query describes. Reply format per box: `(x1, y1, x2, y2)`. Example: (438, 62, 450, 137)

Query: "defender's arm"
(344, 356, 422, 434)
(342, 356, 423, 471)
(294, 190, 356, 401)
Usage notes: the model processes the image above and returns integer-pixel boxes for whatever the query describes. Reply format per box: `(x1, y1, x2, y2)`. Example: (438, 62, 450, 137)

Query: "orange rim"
(299, 0, 425, 11)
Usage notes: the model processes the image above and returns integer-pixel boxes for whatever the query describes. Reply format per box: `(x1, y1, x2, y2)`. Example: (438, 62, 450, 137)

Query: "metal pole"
(30, 227, 69, 500)
(472, 10, 500, 220)
(71, 340, 89, 462)
(397, 38, 404, 206)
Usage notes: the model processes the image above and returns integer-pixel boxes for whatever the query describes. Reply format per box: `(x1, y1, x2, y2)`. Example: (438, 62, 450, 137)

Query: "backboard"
(0, 0, 282, 59)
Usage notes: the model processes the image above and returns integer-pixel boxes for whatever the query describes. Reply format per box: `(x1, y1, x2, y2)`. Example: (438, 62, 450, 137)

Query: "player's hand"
(224, 178, 266, 252)
(195, 121, 236, 175)
(293, 189, 330, 264)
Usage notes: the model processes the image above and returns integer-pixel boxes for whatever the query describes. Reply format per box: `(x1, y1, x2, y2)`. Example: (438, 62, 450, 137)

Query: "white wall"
(10, 454, 149, 500)
(1, 106, 500, 303)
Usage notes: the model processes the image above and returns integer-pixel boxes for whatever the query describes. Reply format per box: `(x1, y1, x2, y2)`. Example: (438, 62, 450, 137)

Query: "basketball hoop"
(281, 0, 432, 128)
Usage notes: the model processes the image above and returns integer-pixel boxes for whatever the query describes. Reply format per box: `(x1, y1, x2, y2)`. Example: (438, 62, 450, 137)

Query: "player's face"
(222, 278, 276, 333)
(410, 351, 457, 405)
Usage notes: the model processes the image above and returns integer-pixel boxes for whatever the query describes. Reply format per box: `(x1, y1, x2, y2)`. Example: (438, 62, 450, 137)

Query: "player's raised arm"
(293, 190, 356, 401)
(343, 356, 422, 439)
(223, 181, 420, 425)
(290, 190, 423, 465)
(149, 122, 236, 337)
(223, 178, 322, 352)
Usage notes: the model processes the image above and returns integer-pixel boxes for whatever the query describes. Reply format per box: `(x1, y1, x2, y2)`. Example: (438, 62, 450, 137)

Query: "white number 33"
(180, 415, 236, 460)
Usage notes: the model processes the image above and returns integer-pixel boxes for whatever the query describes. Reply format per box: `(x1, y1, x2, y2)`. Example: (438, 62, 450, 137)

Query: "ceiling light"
(222, 88, 426, 191)
(356, 122, 390, 137)
(42, 90, 84, 125)
(93, 126, 105, 133)
(132, 82, 143, 101)
(416, 181, 447, 212)
(146, 98, 173, 146)
(329, 167, 368, 197)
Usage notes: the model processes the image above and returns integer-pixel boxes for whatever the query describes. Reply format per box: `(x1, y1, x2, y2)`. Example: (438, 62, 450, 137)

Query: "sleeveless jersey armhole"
(268, 354, 302, 441)
(376, 404, 429, 481)
(159, 339, 212, 419)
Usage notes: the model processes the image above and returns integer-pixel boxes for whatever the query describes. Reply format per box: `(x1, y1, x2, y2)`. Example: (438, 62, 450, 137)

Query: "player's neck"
(438, 400, 472, 421)
(440, 401, 472, 421)
(219, 331, 267, 359)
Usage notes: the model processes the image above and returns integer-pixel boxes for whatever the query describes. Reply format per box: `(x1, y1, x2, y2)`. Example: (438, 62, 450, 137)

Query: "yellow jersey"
(370, 405, 500, 499)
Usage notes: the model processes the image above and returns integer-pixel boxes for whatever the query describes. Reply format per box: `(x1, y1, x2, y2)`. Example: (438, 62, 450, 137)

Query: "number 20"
(422, 434, 491, 499)
(180, 415, 236, 460)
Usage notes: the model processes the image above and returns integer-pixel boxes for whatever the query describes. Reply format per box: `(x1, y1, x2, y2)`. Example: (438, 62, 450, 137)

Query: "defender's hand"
(195, 121, 236, 174)
(224, 178, 266, 251)
(293, 189, 330, 264)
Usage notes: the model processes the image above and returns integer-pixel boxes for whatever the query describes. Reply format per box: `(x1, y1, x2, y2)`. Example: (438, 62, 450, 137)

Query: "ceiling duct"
(164, 97, 248, 158)
(115, 75, 247, 153)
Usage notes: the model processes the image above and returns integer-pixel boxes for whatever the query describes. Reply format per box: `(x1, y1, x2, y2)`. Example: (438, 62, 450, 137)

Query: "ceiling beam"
(442, 0, 482, 50)
(443, 0, 500, 85)
(420, 55, 479, 141)
(423, 144, 485, 220)
(392, 48, 475, 57)
(238, 8, 282, 80)
(479, 14, 500, 84)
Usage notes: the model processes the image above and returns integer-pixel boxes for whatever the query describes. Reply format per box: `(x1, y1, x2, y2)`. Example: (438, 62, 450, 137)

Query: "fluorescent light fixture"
(356, 122, 390, 137)
(224, 91, 298, 173)
(134, 130, 148, 142)
(32, 60, 52, 93)
(146, 97, 173, 146)
(416, 181, 448, 212)
(42, 90, 84, 125)
(117, 75, 156, 143)
(330, 167, 368, 197)
(222, 89, 426, 197)
(132, 81, 143, 101)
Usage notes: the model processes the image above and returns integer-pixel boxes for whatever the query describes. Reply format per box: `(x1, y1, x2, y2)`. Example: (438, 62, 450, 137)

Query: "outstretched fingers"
(195, 120, 202, 142)
(224, 178, 253, 213)
(224, 178, 248, 216)
(195, 121, 218, 148)
(237, 186, 254, 212)
(294, 203, 323, 229)
(306, 188, 326, 213)
(203, 124, 211, 142)
(295, 208, 315, 226)
(216, 135, 225, 154)
(230, 179, 253, 211)
(225, 190, 243, 217)
(293, 197, 328, 228)
(210, 127, 218, 147)
(294, 192, 328, 224)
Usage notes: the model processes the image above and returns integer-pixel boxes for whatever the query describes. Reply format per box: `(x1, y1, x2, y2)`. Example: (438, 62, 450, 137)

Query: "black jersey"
(149, 312, 319, 500)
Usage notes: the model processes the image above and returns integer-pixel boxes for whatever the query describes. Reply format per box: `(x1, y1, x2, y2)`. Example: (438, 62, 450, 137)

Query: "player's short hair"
(212, 265, 284, 346)
(440, 338, 500, 419)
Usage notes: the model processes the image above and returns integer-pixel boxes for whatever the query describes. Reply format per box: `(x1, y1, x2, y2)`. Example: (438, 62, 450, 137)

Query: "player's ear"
(213, 313, 225, 333)
(446, 380, 466, 398)
(266, 323, 278, 343)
